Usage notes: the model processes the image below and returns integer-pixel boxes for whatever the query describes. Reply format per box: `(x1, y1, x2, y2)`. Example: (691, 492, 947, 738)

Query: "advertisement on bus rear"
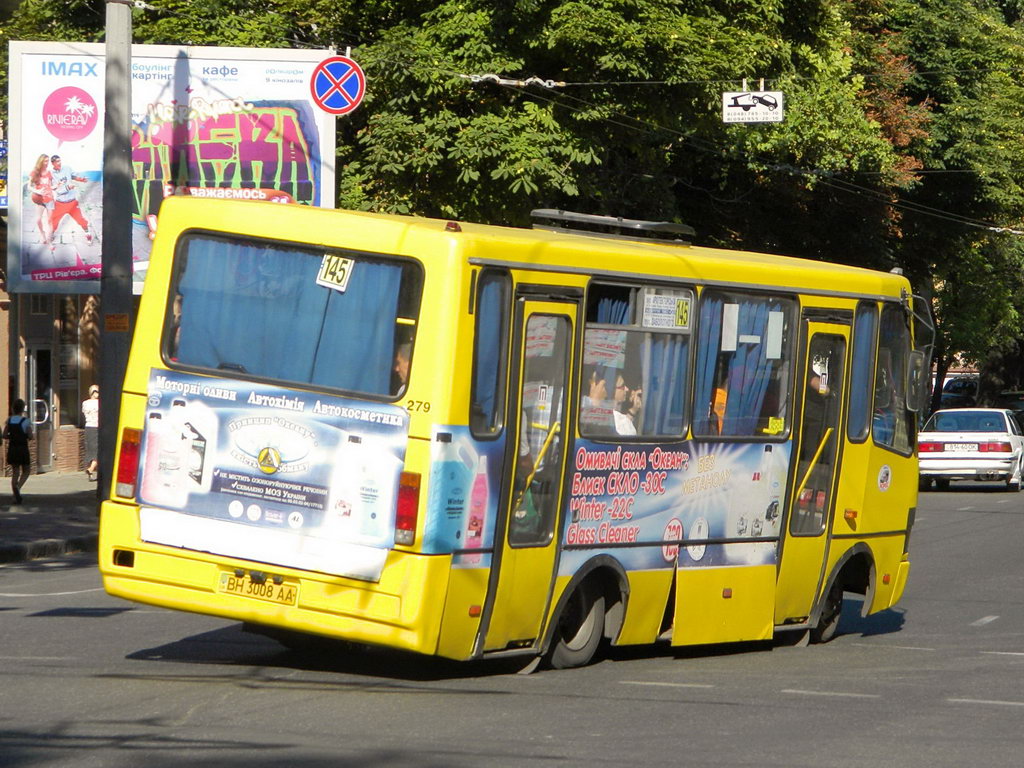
(137, 370, 407, 582)
(6, 41, 336, 294)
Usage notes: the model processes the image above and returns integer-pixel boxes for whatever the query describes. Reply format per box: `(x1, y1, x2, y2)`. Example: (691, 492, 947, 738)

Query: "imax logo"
(42, 61, 99, 77)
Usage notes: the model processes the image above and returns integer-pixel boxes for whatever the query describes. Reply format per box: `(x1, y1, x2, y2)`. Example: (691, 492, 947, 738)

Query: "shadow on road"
(118, 595, 906, 683)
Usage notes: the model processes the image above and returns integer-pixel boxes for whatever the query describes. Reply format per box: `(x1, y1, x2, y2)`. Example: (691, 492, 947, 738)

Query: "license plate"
(947, 443, 978, 452)
(218, 572, 297, 606)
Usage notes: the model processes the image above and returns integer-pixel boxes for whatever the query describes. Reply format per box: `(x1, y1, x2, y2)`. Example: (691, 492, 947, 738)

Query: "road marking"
(980, 651, 1024, 657)
(0, 655, 75, 661)
(0, 588, 104, 598)
(948, 698, 1024, 708)
(782, 689, 880, 699)
(850, 643, 936, 651)
(622, 681, 715, 689)
(958, 506, 975, 511)
(971, 615, 1000, 627)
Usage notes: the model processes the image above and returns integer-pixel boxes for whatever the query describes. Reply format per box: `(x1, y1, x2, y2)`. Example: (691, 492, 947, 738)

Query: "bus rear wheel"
(546, 582, 605, 669)
(810, 581, 843, 644)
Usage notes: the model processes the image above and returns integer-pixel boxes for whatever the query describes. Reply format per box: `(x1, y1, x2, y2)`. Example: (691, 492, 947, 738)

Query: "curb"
(0, 533, 99, 564)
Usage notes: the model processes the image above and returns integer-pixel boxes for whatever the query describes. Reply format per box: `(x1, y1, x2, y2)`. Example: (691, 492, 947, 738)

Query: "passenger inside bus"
(392, 342, 411, 390)
(612, 373, 643, 436)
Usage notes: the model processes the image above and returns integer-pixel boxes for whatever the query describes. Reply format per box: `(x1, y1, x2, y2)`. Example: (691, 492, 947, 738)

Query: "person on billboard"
(48, 155, 94, 245)
(27, 154, 55, 248)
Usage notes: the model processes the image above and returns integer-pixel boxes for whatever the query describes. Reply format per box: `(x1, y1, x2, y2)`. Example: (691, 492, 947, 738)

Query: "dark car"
(939, 377, 977, 409)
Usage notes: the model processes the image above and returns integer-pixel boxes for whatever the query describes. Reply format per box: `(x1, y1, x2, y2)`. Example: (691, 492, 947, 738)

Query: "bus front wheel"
(547, 582, 605, 669)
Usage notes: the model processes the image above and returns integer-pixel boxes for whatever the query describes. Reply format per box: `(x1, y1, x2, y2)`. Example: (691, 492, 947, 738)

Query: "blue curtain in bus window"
(472, 276, 507, 430)
(694, 295, 723, 433)
(723, 301, 776, 436)
(593, 297, 630, 393)
(177, 238, 402, 394)
(177, 239, 328, 381)
(310, 262, 402, 394)
(848, 306, 878, 440)
(640, 333, 687, 434)
(597, 297, 630, 324)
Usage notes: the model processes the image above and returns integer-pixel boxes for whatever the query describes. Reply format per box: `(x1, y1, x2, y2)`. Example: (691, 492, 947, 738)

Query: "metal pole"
(98, 0, 133, 499)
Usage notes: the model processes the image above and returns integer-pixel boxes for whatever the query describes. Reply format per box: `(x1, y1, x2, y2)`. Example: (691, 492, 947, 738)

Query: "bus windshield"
(169, 234, 422, 398)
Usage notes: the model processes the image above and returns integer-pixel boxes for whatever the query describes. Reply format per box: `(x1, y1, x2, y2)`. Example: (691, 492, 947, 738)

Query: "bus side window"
(579, 283, 692, 440)
(873, 304, 913, 454)
(848, 302, 878, 442)
(694, 291, 795, 437)
(470, 270, 510, 436)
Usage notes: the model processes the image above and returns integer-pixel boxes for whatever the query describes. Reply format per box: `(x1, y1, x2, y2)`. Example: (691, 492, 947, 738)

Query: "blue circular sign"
(310, 56, 366, 116)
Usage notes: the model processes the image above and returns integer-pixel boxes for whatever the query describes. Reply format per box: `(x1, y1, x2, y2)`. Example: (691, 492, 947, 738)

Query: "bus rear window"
(169, 234, 422, 398)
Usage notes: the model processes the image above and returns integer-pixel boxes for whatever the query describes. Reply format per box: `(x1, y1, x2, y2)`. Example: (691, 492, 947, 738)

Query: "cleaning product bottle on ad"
(424, 432, 473, 552)
(182, 399, 217, 493)
(323, 432, 356, 539)
(462, 455, 489, 565)
(140, 412, 164, 505)
(353, 435, 388, 543)
(764, 445, 784, 529)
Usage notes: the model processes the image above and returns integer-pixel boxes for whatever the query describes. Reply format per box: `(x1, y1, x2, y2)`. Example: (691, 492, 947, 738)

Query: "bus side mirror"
(905, 350, 927, 412)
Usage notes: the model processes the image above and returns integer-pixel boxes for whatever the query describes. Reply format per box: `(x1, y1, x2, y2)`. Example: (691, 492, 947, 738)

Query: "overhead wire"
(479, 75, 1024, 236)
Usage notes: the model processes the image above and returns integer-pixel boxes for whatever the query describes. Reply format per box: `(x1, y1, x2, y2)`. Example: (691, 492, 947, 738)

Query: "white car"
(919, 408, 1024, 491)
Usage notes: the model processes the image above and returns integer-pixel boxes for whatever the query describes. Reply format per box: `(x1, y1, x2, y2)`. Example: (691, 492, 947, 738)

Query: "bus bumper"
(99, 500, 451, 656)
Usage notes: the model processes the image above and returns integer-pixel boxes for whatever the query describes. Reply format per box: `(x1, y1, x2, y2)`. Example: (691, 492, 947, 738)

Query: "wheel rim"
(558, 588, 599, 652)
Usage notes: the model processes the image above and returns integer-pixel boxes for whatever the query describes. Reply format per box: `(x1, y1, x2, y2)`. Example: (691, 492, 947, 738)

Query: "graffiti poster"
(6, 42, 336, 294)
(137, 370, 407, 582)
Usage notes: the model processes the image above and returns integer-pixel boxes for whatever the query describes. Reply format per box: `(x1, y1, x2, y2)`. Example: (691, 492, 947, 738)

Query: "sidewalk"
(0, 471, 100, 563)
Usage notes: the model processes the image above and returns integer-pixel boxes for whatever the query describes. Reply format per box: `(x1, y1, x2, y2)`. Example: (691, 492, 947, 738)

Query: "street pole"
(98, 0, 133, 499)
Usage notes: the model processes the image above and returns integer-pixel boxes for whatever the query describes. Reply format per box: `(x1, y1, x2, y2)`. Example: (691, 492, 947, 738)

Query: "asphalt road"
(1, 483, 1022, 767)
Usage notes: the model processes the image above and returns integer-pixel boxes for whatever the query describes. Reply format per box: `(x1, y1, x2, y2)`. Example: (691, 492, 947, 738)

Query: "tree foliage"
(3, 0, 1024, 390)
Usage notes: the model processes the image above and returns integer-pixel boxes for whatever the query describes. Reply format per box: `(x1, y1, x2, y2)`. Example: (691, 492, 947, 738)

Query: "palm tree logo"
(63, 94, 96, 120)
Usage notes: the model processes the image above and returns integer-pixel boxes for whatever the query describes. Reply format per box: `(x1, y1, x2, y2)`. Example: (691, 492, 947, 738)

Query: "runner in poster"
(48, 155, 94, 245)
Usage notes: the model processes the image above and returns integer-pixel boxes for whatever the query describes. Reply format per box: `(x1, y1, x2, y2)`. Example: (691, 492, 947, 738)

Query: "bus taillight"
(395, 471, 421, 546)
(115, 428, 142, 498)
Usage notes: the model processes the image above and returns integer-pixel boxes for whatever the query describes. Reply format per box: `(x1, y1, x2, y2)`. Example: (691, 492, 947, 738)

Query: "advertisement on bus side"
(557, 439, 792, 577)
(137, 369, 408, 582)
(422, 424, 791, 574)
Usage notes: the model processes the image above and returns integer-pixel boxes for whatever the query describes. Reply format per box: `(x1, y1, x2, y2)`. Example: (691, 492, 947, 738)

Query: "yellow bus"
(99, 198, 933, 668)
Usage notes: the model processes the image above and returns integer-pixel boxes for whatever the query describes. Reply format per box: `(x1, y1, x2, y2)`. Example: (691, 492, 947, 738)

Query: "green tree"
(4, 0, 1024, 392)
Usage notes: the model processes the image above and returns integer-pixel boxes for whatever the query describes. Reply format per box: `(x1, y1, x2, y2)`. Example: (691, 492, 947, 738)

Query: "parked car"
(918, 408, 1024, 491)
(993, 390, 1024, 421)
(938, 377, 977, 409)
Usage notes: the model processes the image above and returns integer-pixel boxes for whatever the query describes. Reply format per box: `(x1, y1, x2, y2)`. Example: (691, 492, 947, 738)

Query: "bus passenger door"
(775, 323, 849, 624)
(482, 299, 576, 653)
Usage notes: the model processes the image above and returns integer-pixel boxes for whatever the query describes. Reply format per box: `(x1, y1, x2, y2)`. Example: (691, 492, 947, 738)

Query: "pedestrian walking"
(82, 384, 99, 481)
(4, 399, 33, 504)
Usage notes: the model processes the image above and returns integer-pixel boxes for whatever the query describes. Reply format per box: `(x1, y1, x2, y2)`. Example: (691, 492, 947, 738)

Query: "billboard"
(6, 42, 337, 294)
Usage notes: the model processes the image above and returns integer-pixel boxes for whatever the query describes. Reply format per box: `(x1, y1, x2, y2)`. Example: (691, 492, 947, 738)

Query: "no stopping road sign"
(310, 56, 366, 116)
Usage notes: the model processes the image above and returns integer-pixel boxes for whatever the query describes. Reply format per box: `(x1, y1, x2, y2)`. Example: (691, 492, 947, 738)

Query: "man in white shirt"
(48, 155, 93, 244)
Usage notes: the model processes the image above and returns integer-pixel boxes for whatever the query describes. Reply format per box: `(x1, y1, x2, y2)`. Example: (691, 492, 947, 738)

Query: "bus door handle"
(794, 426, 834, 501)
(514, 421, 561, 512)
(33, 398, 50, 426)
